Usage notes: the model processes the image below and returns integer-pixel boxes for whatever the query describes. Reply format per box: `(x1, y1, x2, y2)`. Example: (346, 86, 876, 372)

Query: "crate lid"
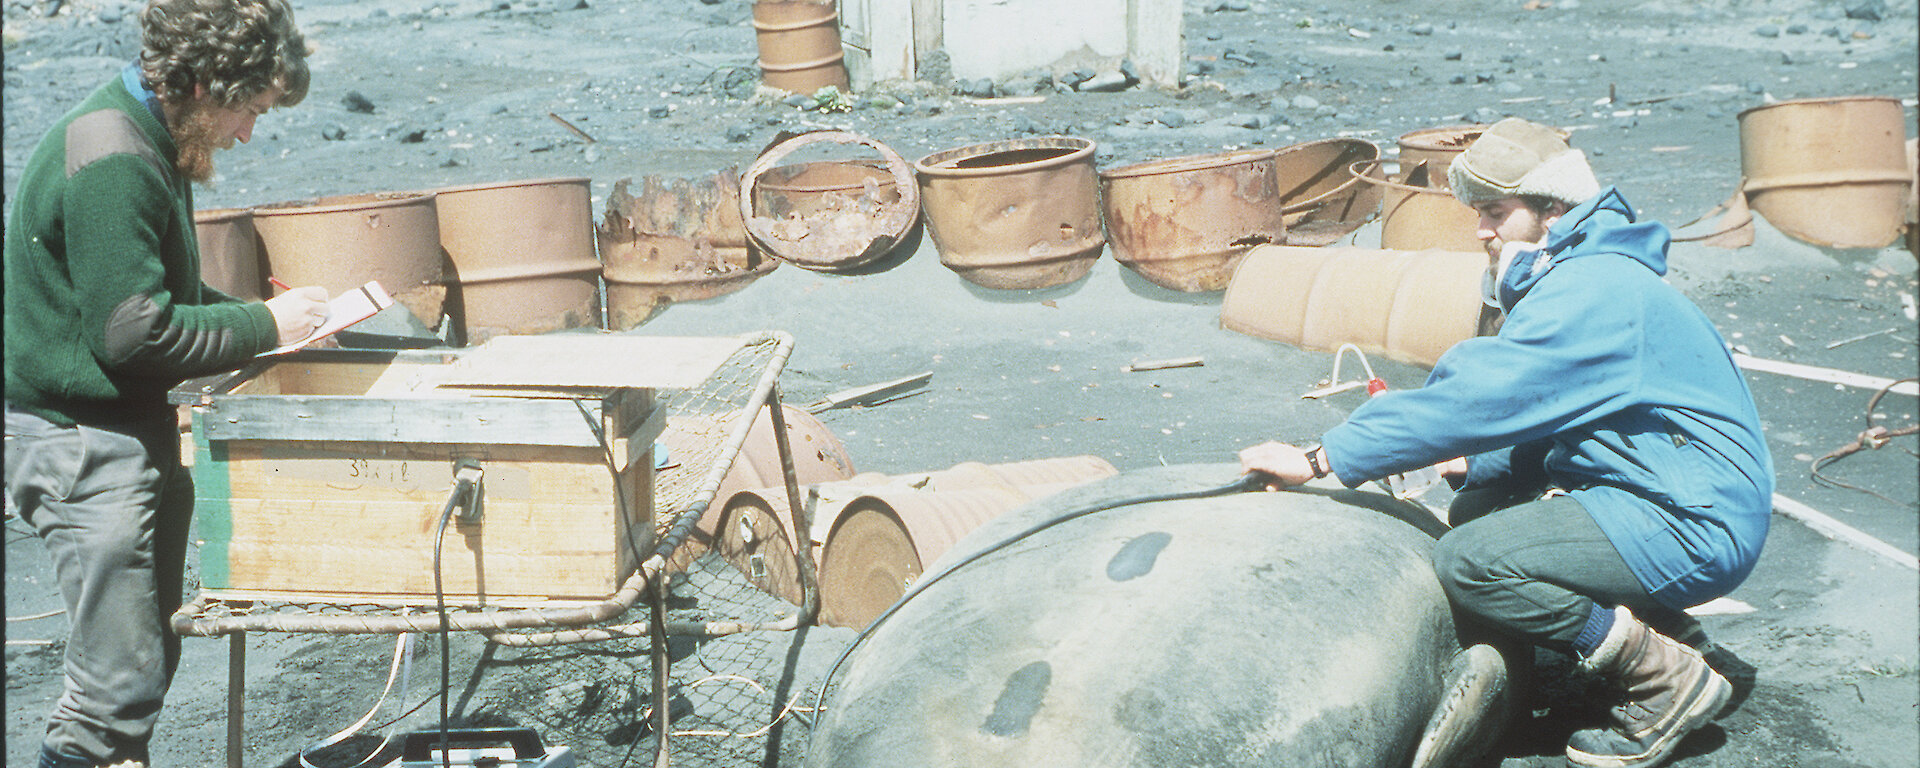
(430, 334, 747, 394)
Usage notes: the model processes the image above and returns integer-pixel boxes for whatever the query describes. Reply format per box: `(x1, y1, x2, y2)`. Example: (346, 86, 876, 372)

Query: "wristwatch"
(1303, 445, 1330, 479)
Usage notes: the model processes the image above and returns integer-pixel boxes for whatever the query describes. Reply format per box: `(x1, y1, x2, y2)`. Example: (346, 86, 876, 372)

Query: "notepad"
(260, 280, 395, 356)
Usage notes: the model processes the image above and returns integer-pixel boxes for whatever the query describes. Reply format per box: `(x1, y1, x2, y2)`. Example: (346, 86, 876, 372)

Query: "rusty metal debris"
(803, 371, 933, 413)
(547, 112, 595, 143)
(1122, 356, 1204, 372)
(740, 130, 921, 272)
(597, 168, 774, 329)
(1273, 137, 1384, 246)
(1672, 186, 1756, 248)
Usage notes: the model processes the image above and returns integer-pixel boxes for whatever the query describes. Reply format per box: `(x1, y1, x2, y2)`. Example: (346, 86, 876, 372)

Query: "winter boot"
(1664, 620, 1756, 716)
(1565, 606, 1731, 768)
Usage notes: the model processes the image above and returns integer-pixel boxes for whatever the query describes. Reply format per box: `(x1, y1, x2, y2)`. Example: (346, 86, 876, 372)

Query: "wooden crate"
(190, 339, 737, 606)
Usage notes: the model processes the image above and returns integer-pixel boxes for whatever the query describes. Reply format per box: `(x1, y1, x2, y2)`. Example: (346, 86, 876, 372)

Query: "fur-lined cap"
(1448, 118, 1600, 209)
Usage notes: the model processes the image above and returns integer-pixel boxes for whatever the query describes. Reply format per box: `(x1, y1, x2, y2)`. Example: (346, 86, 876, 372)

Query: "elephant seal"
(807, 464, 1515, 768)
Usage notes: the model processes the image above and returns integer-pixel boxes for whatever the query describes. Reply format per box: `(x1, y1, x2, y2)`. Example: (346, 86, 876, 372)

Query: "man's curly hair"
(139, 0, 309, 108)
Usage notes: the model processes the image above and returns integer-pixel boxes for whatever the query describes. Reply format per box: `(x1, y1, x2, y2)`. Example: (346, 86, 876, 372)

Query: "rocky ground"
(5, 0, 1918, 767)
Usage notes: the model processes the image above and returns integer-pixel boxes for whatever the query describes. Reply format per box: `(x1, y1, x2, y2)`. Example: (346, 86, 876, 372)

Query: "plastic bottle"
(1367, 377, 1445, 500)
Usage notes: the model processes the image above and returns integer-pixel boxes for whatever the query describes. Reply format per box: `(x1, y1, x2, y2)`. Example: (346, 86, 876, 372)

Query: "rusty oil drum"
(1221, 244, 1488, 368)
(656, 403, 855, 574)
(432, 177, 603, 344)
(194, 207, 266, 301)
(1100, 148, 1286, 292)
(751, 0, 849, 94)
(1350, 159, 1484, 253)
(251, 192, 448, 330)
(1739, 96, 1911, 249)
(916, 136, 1107, 290)
(1394, 124, 1488, 189)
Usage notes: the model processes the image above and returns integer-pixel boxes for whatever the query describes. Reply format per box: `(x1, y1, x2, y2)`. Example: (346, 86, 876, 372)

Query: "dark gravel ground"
(6, 0, 1917, 766)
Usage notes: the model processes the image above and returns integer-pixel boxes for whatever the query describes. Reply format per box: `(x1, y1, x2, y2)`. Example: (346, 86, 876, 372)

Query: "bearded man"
(1238, 118, 1773, 768)
(5, 2, 329, 766)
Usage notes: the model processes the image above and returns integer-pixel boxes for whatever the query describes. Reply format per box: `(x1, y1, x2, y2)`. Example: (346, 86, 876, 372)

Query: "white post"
(1128, 0, 1183, 87)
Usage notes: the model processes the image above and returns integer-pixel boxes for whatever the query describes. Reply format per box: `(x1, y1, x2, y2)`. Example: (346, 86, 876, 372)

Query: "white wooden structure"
(840, 0, 1183, 89)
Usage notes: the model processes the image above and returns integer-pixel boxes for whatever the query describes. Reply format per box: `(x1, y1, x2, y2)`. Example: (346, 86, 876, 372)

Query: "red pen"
(268, 276, 292, 292)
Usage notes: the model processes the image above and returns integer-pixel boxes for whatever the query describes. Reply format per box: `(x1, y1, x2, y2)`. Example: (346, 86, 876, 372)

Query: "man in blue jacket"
(1240, 118, 1773, 768)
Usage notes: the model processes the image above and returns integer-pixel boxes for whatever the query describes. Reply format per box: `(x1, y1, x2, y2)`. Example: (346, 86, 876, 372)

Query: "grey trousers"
(1432, 489, 1697, 652)
(5, 408, 191, 765)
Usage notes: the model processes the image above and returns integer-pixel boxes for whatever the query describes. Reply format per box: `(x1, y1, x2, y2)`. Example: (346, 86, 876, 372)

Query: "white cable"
(300, 632, 419, 768)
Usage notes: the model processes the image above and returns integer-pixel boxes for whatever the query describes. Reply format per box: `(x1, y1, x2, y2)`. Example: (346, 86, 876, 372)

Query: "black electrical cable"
(432, 482, 462, 768)
(808, 471, 1274, 719)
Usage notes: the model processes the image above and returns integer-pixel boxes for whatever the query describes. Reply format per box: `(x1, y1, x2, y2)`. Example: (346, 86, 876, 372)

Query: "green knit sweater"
(4, 75, 275, 426)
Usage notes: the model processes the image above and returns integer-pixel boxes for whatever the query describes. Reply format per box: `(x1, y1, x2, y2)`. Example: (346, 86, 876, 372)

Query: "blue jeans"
(6, 407, 191, 765)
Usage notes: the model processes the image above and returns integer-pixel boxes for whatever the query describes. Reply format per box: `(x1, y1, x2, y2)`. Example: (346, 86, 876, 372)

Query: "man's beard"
(168, 100, 222, 184)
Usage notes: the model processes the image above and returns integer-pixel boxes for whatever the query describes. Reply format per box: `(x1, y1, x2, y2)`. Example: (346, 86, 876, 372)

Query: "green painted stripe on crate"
(191, 416, 232, 589)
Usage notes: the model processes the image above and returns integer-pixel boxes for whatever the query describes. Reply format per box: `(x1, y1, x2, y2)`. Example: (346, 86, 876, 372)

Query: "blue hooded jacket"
(1319, 188, 1774, 609)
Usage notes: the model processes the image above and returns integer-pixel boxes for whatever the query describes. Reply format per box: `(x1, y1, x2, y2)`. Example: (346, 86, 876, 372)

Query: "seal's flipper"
(1411, 643, 1514, 768)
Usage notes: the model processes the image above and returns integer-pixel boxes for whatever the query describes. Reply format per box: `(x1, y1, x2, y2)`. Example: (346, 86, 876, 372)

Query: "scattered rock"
(1290, 94, 1320, 110)
(1754, 24, 1780, 38)
(1061, 68, 1096, 88)
(1444, 50, 1463, 60)
(1410, 22, 1434, 35)
(342, 91, 376, 114)
(956, 78, 995, 98)
(1158, 110, 1188, 128)
(648, 104, 671, 118)
(1226, 113, 1268, 129)
(725, 124, 753, 143)
(1845, 0, 1885, 21)
(400, 128, 428, 143)
(1188, 59, 1215, 77)
(1078, 71, 1133, 93)
(1786, 23, 1808, 34)
(320, 122, 346, 141)
(999, 70, 1052, 96)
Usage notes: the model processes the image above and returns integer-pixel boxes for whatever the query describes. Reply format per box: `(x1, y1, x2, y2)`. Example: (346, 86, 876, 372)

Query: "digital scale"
(385, 728, 576, 768)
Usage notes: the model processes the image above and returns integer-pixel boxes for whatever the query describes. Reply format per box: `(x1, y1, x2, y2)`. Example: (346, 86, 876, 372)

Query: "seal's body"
(808, 465, 1512, 768)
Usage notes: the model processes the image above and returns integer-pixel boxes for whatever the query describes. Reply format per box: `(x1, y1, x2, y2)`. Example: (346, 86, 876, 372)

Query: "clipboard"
(260, 280, 394, 356)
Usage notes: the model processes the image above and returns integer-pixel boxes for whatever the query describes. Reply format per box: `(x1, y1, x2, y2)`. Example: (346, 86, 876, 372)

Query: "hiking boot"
(1565, 606, 1731, 768)
(1664, 621, 1756, 716)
